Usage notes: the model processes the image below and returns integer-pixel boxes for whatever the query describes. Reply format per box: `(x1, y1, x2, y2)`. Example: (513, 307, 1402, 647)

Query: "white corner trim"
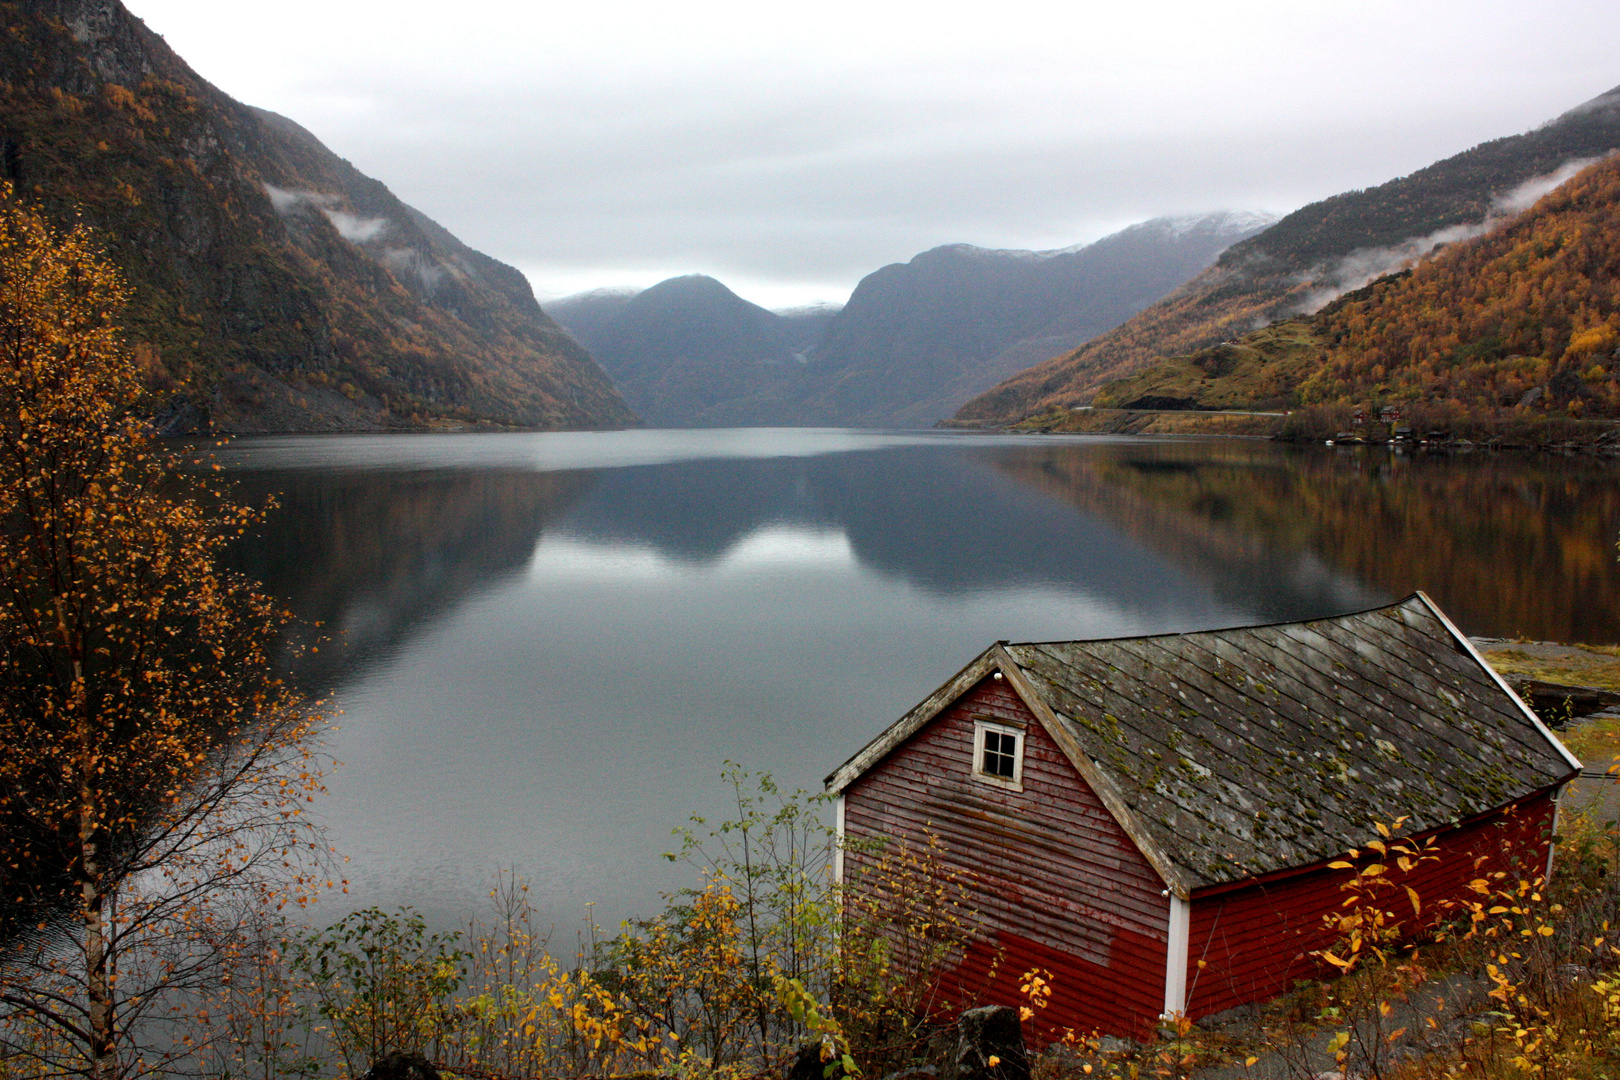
(1163, 895, 1190, 1018)
(1415, 590, 1584, 773)
(1546, 783, 1563, 881)
(833, 795, 846, 886)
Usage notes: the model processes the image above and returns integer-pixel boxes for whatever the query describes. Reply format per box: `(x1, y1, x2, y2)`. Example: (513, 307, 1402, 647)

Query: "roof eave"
(823, 646, 1004, 793)
(1186, 779, 1571, 901)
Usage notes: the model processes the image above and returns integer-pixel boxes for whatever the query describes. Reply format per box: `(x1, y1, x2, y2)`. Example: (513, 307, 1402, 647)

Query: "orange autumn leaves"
(1303, 155, 1620, 415)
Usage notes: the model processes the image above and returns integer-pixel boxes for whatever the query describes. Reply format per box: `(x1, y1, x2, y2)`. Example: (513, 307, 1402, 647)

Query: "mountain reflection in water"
(224, 467, 594, 690)
(213, 430, 1618, 930)
(993, 441, 1620, 644)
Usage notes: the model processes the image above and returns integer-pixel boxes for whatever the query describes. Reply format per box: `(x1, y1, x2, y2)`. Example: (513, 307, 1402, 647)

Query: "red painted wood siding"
(843, 676, 1170, 1040)
(1183, 790, 1559, 1018)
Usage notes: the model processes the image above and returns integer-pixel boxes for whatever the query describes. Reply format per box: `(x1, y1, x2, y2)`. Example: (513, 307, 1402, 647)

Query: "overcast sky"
(125, 0, 1620, 309)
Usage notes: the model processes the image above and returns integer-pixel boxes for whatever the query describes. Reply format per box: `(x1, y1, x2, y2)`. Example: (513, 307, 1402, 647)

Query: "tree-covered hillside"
(1303, 153, 1620, 414)
(1087, 153, 1620, 431)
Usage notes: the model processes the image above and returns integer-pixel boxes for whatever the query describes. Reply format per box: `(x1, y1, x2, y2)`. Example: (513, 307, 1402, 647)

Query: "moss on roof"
(1004, 595, 1576, 889)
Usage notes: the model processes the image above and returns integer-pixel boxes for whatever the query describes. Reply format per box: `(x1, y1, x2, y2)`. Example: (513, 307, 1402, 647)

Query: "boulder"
(881, 1067, 940, 1080)
(949, 1005, 1029, 1080)
(358, 1051, 440, 1080)
(788, 1038, 853, 1080)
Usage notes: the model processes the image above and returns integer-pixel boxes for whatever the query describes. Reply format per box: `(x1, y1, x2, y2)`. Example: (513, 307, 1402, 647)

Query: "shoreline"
(942, 407, 1620, 454)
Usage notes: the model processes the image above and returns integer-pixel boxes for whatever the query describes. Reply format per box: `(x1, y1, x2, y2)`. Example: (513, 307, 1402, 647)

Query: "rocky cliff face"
(0, 0, 637, 432)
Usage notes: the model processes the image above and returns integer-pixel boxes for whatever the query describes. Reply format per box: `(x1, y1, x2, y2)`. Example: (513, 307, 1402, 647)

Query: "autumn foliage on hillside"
(950, 84, 1620, 427)
(1303, 154, 1620, 416)
(1074, 154, 1620, 437)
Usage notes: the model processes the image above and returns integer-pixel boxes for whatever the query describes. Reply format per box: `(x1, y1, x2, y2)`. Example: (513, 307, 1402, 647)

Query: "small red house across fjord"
(824, 593, 1582, 1040)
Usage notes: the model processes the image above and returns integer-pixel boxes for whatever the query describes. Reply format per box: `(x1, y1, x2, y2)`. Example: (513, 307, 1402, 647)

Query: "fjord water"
(217, 429, 1620, 933)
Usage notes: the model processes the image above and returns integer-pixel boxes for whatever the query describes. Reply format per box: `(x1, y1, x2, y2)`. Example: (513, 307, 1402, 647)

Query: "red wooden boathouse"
(824, 593, 1581, 1039)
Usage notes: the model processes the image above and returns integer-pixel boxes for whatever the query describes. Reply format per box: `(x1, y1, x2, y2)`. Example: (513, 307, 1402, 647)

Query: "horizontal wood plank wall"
(843, 676, 1169, 1040)
(1184, 791, 1558, 1018)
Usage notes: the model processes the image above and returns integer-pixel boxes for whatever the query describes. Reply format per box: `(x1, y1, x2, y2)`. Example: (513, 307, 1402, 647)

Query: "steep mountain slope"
(0, 0, 635, 432)
(1090, 153, 1620, 430)
(549, 276, 823, 426)
(952, 83, 1620, 427)
(544, 289, 638, 355)
(796, 213, 1272, 427)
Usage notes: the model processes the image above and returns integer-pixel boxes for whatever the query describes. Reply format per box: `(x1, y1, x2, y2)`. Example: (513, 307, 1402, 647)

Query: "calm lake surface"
(216, 428, 1620, 935)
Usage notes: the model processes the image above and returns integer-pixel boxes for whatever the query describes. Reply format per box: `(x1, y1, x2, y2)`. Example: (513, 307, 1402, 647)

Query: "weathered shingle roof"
(827, 593, 1580, 897)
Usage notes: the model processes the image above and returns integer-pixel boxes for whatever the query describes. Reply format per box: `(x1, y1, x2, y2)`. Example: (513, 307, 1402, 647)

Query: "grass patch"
(1090, 319, 1326, 413)
(1481, 644, 1620, 692)
(1562, 716, 1620, 766)
(1482, 644, 1620, 764)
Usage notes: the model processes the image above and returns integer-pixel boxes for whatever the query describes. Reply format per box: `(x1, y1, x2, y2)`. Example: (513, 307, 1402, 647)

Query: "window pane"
(978, 728, 1019, 780)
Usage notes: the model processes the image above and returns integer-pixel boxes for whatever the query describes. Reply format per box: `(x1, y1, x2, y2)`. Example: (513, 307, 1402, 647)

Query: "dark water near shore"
(216, 429, 1620, 934)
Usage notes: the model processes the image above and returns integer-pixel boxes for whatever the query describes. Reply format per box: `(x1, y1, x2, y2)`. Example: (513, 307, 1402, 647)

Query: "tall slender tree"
(0, 185, 331, 1079)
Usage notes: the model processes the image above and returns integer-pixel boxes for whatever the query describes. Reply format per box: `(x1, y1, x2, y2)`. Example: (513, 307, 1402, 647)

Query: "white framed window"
(971, 716, 1025, 791)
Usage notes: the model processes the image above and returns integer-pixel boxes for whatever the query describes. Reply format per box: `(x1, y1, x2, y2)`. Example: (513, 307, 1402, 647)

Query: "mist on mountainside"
(1286, 156, 1610, 316)
(1084, 152, 1620, 438)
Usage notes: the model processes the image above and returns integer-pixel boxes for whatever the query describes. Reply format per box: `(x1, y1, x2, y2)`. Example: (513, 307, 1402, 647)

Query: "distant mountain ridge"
(0, 0, 636, 432)
(556, 213, 1269, 428)
(548, 275, 823, 427)
(951, 83, 1620, 427)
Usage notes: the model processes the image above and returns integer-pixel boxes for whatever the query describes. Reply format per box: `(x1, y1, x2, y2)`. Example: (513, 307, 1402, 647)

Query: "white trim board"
(1418, 589, 1583, 774)
(833, 795, 846, 885)
(1163, 895, 1190, 1018)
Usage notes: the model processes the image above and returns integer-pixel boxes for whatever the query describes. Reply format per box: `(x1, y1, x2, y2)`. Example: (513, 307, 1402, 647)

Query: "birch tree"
(0, 185, 331, 1079)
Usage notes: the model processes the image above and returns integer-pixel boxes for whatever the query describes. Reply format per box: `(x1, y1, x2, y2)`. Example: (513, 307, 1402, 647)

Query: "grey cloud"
(130, 0, 1620, 307)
